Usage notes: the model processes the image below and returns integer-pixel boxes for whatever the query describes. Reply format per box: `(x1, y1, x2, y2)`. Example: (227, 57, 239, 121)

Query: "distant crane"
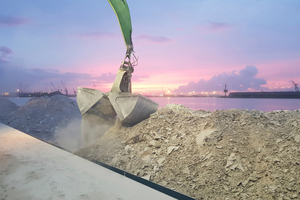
(292, 81, 299, 92)
(51, 82, 57, 92)
(19, 83, 29, 93)
(61, 81, 68, 96)
(23, 85, 29, 93)
(223, 84, 228, 97)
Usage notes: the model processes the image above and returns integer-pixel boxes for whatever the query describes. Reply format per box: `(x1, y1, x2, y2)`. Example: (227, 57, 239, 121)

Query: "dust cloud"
(52, 114, 115, 152)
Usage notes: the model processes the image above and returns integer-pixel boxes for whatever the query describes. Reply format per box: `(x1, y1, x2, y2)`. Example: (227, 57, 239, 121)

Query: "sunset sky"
(1, 0, 300, 94)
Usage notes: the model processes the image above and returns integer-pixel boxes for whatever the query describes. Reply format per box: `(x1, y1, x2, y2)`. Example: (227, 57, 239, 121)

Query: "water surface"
(5, 96, 300, 112)
(148, 97, 300, 112)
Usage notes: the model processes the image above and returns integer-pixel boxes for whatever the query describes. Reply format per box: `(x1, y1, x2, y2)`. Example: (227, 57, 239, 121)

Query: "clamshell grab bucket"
(77, 87, 158, 126)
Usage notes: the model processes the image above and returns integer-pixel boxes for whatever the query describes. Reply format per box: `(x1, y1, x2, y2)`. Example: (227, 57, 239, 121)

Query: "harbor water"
(4, 96, 300, 112)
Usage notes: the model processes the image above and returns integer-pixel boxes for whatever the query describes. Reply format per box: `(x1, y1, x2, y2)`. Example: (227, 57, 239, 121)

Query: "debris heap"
(2, 95, 81, 140)
(76, 104, 300, 200)
(0, 98, 19, 122)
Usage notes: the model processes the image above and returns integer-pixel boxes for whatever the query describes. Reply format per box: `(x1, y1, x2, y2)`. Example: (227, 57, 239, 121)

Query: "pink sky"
(1, 1, 300, 94)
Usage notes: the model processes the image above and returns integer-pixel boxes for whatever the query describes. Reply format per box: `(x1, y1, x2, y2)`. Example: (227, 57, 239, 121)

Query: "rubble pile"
(2, 95, 81, 140)
(76, 104, 300, 200)
(0, 98, 19, 122)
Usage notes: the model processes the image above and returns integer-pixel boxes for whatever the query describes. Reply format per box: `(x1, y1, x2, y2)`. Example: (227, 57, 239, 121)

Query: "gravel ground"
(2, 96, 300, 199)
(76, 104, 300, 200)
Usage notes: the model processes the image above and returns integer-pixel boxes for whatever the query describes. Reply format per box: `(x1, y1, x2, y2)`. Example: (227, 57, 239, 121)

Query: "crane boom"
(108, 0, 138, 68)
(51, 82, 57, 91)
(292, 81, 299, 92)
(108, 0, 133, 53)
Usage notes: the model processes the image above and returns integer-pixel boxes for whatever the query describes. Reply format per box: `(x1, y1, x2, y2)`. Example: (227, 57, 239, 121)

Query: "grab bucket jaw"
(77, 87, 116, 122)
(108, 92, 159, 126)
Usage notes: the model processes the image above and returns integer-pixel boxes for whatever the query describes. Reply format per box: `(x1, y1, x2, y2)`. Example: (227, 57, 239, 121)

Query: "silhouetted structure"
(229, 91, 300, 98)
(223, 84, 228, 97)
(292, 81, 299, 92)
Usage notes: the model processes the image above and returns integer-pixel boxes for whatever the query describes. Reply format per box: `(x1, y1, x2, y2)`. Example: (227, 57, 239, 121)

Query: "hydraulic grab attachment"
(77, 0, 158, 126)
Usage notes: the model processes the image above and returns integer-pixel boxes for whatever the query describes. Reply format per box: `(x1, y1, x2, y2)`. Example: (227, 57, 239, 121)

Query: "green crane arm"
(108, 0, 133, 56)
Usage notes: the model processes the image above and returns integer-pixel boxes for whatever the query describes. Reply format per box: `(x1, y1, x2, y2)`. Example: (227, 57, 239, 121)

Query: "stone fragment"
(125, 145, 132, 152)
(142, 174, 151, 180)
(291, 194, 298, 199)
(257, 147, 261, 153)
(149, 140, 156, 147)
(205, 153, 212, 159)
(242, 179, 249, 186)
(294, 135, 300, 143)
(268, 185, 277, 192)
(167, 146, 179, 155)
(110, 156, 119, 166)
(230, 164, 239, 170)
(279, 147, 284, 152)
(223, 185, 229, 191)
(237, 164, 245, 172)
(196, 129, 215, 146)
(276, 139, 283, 143)
(154, 134, 161, 140)
(157, 157, 165, 165)
(270, 120, 281, 126)
(204, 161, 213, 167)
(153, 166, 159, 172)
(291, 121, 298, 127)
(182, 167, 190, 174)
(225, 153, 236, 168)
(273, 157, 281, 163)
(161, 181, 168, 186)
(142, 155, 151, 163)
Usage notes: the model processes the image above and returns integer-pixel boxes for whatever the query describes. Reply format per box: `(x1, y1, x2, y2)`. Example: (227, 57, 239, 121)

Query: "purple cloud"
(136, 34, 171, 43)
(207, 22, 231, 31)
(0, 46, 13, 63)
(96, 73, 116, 83)
(70, 32, 120, 40)
(0, 63, 102, 93)
(0, 16, 31, 27)
(174, 66, 267, 93)
(0, 46, 13, 55)
(196, 22, 232, 32)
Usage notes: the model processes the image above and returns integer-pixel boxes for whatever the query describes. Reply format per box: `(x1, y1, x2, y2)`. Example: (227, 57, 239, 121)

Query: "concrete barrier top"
(0, 123, 175, 200)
